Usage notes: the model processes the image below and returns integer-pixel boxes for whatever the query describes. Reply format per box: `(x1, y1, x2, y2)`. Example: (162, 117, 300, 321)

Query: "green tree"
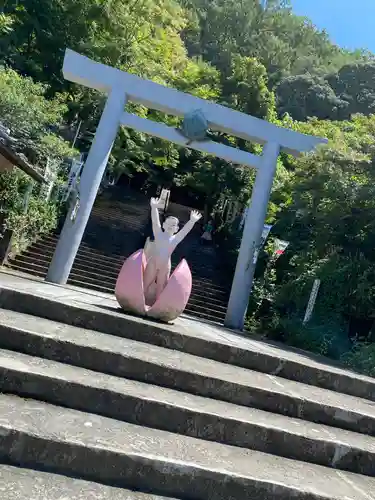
(268, 115, 375, 323)
(328, 62, 375, 117)
(179, 0, 365, 86)
(276, 74, 348, 121)
(1, 0, 188, 92)
(0, 67, 73, 166)
(223, 56, 276, 120)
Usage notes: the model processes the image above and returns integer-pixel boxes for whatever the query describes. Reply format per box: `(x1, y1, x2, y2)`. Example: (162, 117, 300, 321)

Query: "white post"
(225, 142, 280, 330)
(303, 279, 321, 324)
(46, 87, 127, 284)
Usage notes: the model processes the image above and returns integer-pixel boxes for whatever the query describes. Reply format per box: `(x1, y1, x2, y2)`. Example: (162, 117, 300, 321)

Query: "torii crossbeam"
(46, 49, 327, 330)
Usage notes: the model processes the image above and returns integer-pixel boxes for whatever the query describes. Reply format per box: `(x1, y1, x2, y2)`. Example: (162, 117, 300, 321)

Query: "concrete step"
(69, 269, 117, 288)
(187, 290, 228, 306)
(17, 251, 52, 265)
(43, 235, 222, 278)
(188, 298, 227, 313)
(183, 306, 225, 322)
(183, 310, 224, 324)
(70, 278, 226, 321)
(18, 251, 121, 278)
(0, 279, 373, 403)
(190, 286, 229, 300)
(67, 276, 114, 294)
(72, 259, 122, 279)
(1, 348, 375, 475)
(5, 261, 46, 278)
(12, 256, 49, 271)
(0, 465, 172, 499)
(29, 240, 123, 262)
(10, 253, 229, 296)
(89, 212, 148, 225)
(3, 266, 227, 321)
(29, 228, 226, 281)
(0, 393, 374, 499)
(68, 270, 229, 307)
(5, 264, 118, 298)
(183, 309, 225, 324)
(91, 206, 149, 218)
(37, 235, 128, 256)
(0, 308, 375, 435)
(23, 242, 222, 278)
(37, 239, 130, 262)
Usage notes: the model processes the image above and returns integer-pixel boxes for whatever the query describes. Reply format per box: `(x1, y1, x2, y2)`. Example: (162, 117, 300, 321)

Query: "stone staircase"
(0, 273, 375, 499)
(5, 187, 230, 323)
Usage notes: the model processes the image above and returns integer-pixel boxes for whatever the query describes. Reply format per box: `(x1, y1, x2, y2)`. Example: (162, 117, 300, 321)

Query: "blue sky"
(291, 0, 375, 53)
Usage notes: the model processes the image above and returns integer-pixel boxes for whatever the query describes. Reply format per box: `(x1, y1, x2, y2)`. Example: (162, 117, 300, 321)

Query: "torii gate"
(46, 49, 327, 330)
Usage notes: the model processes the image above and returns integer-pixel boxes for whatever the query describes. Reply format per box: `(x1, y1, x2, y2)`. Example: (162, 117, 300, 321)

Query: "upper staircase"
(6, 186, 230, 323)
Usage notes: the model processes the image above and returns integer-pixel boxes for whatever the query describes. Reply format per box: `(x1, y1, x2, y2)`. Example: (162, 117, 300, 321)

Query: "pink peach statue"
(115, 197, 202, 322)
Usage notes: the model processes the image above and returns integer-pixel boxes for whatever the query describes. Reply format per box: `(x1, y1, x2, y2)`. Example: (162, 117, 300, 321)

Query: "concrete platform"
(0, 465, 175, 499)
(1, 271, 374, 402)
(0, 348, 374, 475)
(0, 307, 374, 436)
(1, 271, 375, 499)
(0, 394, 375, 500)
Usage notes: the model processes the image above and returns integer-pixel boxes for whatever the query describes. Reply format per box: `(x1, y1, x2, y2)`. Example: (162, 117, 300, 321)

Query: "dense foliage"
(0, 67, 73, 165)
(0, 169, 59, 254)
(245, 115, 375, 364)
(0, 66, 72, 250)
(2, 0, 375, 372)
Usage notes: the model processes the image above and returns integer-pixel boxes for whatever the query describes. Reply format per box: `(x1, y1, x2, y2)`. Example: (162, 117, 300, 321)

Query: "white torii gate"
(46, 49, 327, 330)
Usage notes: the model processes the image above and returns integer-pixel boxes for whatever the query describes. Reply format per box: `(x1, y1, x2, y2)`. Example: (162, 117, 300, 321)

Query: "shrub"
(0, 170, 59, 255)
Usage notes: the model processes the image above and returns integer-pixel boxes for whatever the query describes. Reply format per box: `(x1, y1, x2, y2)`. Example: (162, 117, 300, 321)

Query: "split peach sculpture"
(115, 197, 202, 322)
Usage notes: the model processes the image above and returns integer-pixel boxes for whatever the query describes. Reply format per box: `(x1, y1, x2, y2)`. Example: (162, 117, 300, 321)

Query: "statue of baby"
(143, 197, 202, 305)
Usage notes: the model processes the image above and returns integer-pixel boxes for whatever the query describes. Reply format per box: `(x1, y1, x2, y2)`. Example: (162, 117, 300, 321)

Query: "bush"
(0, 170, 59, 255)
(0, 67, 74, 168)
(341, 342, 375, 377)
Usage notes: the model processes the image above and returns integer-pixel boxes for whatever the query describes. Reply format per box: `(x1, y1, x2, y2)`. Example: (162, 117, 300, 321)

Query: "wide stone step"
(186, 290, 228, 305)
(183, 309, 224, 323)
(5, 262, 46, 278)
(183, 304, 226, 322)
(15, 251, 51, 265)
(43, 235, 222, 279)
(30, 240, 126, 263)
(23, 242, 222, 278)
(64, 279, 227, 321)
(0, 465, 172, 499)
(90, 211, 149, 223)
(40, 237, 136, 261)
(0, 348, 374, 475)
(0, 279, 373, 402)
(18, 251, 121, 277)
(0, 308, 375, 435)
(69, 269, 117, 288)
(91, 206, 149, 218)
(0, 394, 374, 499)
(12, 256, 49, 272)
(19, 239, 225, 282)
(9, 256, 229, 297)
(67, 271, 228, 309)
(63, 277, 227, 319)
(188, 297, 227, 312)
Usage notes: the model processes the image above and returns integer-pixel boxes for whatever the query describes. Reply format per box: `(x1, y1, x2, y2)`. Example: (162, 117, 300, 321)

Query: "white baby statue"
(143, 197, 202, 305)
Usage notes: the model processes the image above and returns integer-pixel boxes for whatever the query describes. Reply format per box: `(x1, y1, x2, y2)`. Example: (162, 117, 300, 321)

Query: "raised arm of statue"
(150, 197, 162, 238)
(174, 210, 202, 246)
